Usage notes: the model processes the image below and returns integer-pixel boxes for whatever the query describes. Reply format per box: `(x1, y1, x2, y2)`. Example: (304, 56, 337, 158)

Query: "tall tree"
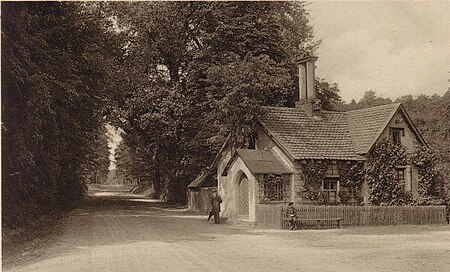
(103, 1, 322, 203)
(2, 2, 118, 227)
(316, 78, 342, 111)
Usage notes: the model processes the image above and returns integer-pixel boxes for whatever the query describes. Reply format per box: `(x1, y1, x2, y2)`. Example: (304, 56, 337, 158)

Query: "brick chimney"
(295, 55, 321, 114)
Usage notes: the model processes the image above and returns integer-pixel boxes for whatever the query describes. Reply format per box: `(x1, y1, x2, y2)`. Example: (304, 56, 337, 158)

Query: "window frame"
(258, 174, 287, 203)
(396, 167, 405, 182)
(263, 179, 284, 201)
(391, 127, 405, 144)
(322, 178, 338, 203)
(322, 164, 340, 204)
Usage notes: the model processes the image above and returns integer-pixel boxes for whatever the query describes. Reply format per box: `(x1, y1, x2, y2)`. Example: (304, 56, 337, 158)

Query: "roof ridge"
(262, 105, 346, 115)
(346, 102, 401, 113)
(262, 105, 301, 110)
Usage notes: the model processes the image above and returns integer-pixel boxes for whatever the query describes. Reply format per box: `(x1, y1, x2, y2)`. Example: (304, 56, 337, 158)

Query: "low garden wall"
(256, 204, 447, 229)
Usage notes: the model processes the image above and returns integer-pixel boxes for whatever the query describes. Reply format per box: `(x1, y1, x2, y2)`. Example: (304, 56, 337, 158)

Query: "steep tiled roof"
(188, 172, 208, 188)
(235, 149, 293, 174)
(261, 107, 364, 160)
(188, 171, 217, 188)
(346, 103, 400, 154)
(222, 149, 293, 176)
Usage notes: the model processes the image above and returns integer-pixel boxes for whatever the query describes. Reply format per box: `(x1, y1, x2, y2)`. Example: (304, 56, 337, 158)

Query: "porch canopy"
(222, 149, 293, 176)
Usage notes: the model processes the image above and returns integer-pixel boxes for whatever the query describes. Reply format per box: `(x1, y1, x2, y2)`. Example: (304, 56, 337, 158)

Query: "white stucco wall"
(216, 128, 296, 221)
(217, 146, 232, 218)
(378, 111, 419, 154)
(218, 157, 257, 221)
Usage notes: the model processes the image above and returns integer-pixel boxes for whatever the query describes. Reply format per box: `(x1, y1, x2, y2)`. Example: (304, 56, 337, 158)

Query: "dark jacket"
(286, 206, 297, 218)
(211, 194, 222, 212)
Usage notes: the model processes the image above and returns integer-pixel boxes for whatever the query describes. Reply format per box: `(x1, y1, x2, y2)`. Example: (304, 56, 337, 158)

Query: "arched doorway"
(237, 174, 249, 217)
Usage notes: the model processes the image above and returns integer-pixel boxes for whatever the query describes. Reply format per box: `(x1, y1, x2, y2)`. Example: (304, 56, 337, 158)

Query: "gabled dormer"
(346, 103, 427, 155)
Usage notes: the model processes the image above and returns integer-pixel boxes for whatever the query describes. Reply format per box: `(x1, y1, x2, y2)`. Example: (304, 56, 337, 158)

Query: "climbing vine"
(299, 160, 328, 202)
(410, 146, 445, 204)
(366, 140, 411, 205)
(338, 161, 365, 205)
(296, 142, 445, 206)
(299, 160, 365, 205)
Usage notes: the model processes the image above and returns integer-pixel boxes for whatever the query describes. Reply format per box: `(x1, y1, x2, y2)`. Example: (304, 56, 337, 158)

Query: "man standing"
(286, 202, 297, 230)
(208, 188, 222, 224)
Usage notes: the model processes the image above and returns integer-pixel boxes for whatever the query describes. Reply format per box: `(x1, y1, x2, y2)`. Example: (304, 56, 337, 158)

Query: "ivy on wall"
(366, 140, 410, 205)
(366, 141, 445, 205)
(295, 141, 444, 206)
(411, 146, 445, 204)
(302, 160, 365, 205)
(299, 160, 328, 202)
(299, 160, 365, 205)
(338, 161, 365, 205)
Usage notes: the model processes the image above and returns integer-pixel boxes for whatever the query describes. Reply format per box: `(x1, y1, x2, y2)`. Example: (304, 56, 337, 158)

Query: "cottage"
(215, 55, 427, 223)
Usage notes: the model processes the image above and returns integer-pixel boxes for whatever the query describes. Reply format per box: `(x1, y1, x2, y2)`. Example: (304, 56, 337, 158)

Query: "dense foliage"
(397, 92, 450, 197)
(1, 2, 117, 227)
(338, 161, 365, 205)
(411, 146, 445, 204)
(338, 90, 450, 198)
(299, 142, 444, 206)
(366, 141, 410, 205)
(299, 160, 328, 202)
(82, 125, 111, 184)
(366, 141, 445, 205)
(101, 1, 342, 203)
(300, 160, 365, 205)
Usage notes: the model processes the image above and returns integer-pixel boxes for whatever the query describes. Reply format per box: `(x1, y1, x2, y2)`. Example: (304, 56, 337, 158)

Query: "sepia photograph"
(2, 1, 450, 271)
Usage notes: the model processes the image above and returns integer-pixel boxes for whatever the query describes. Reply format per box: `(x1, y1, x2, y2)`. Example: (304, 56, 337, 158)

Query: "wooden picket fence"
(256, 204, 447, 229)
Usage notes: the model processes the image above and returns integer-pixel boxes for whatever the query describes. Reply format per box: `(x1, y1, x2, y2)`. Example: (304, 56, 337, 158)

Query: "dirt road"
(3, 185, 450, 272)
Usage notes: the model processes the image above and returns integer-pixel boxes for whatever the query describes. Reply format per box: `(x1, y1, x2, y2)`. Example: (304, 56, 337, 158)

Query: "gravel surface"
(3, 185, 450, 272)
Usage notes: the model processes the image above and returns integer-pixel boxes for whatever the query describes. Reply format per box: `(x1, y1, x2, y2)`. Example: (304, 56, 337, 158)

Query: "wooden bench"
(284, 217, 343, 229)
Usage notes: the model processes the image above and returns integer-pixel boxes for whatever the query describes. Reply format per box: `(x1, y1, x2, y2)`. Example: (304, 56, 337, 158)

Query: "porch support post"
(249, 175, 257, 221)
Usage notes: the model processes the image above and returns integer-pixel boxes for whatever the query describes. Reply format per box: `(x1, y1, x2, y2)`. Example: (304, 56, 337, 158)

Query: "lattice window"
(258, 174, 287, 203)
(264, 180, 284, 201)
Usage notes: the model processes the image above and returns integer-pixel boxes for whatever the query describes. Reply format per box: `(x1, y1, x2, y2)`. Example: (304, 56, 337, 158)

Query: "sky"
(105, 124, 122, 171)
(309, 1, 450, 102)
